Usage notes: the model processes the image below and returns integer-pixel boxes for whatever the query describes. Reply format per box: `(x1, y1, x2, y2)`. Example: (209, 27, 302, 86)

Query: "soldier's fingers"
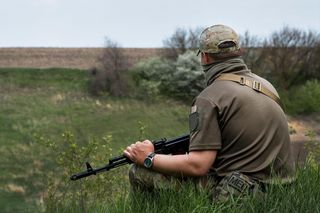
(124, 150, 138, 163)
(143, 140, 152, 144)
(135, 141, 143, 146)
(123, 150, 131, 159)
(126, 146, 135, 154)
(129, 144, 136, 151)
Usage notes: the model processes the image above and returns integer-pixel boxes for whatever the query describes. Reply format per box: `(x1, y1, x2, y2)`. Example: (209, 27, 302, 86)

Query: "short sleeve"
(189, 97, 222, 151)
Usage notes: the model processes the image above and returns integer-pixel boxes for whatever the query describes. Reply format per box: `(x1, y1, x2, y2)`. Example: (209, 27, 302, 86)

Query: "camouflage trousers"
(129, 164, 265, 203)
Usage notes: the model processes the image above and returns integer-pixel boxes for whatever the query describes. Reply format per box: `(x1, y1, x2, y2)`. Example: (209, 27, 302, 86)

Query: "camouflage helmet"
(198, 24, 240, 55)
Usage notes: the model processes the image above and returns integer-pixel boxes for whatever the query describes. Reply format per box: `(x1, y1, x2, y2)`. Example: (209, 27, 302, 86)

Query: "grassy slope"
(0, 68, 189, 212)
(1, 68, 319, 213)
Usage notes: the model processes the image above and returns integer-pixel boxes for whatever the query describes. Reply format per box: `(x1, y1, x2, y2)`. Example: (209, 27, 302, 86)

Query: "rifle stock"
(70, 134, 190, 181)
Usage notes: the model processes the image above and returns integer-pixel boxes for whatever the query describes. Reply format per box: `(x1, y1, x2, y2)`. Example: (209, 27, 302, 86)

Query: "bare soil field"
(0, 47, 162, 70)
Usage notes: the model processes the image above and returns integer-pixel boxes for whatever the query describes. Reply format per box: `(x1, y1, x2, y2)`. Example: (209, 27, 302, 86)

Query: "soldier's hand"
(123, 140, 154, 165)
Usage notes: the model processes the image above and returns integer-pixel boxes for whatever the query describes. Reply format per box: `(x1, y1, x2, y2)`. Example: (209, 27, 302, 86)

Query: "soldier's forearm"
(152, 150, 217, 177)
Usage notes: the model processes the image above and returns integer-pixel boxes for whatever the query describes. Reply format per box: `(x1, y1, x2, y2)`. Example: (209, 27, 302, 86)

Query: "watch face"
(144, 158, 153, 168)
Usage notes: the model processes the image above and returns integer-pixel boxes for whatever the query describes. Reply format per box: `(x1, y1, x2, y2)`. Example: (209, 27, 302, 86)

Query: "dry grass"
(0, 47, 163, 70)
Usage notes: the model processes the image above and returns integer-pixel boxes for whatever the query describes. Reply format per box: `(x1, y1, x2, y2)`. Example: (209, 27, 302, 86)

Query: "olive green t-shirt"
(189, 72, 295, 183)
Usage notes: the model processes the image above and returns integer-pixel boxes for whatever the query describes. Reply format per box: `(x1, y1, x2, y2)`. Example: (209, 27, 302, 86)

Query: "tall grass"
(47, 161, 319, 213)
(90, 161, 320, 213)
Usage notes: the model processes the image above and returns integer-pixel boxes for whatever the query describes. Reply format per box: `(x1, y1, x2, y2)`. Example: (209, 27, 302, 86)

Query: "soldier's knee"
(128, 164, 154, 191)
(128, 164, 138, 185)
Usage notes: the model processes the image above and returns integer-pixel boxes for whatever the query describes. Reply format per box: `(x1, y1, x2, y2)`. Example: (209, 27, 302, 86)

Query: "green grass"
(0, 68, 188, 144)
(41, 162, 320, 213)
(0, 68, 189, 212)
(1, 68, 319, 213)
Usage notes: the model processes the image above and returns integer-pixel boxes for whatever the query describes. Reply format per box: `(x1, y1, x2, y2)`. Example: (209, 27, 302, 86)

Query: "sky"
(0, 0, 319, 48)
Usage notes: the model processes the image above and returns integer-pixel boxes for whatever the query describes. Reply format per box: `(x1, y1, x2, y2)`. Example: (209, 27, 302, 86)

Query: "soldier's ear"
(201, 52, 211, 64)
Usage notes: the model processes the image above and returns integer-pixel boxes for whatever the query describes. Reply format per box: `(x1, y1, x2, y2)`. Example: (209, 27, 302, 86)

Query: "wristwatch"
(143, 152, 156, 169)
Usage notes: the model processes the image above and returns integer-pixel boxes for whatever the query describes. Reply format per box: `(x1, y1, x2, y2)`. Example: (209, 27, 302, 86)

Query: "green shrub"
(130, 57, 175, 99)
(281, 79, 320, 114)
(162, 50, 205, 101)
(35, 131, 128, 212)
(130, 51, 205, 102)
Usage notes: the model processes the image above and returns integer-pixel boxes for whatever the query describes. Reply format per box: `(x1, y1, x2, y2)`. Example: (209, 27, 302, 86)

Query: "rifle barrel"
(70, 134, 189, 181)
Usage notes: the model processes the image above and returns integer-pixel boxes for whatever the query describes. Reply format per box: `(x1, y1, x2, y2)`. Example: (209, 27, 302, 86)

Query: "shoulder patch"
(191, 105, 197, 113)
(189, 106, 200, 133)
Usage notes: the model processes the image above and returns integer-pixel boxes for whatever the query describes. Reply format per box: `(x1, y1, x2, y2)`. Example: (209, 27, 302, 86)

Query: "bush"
(281, 80, 320, 114)
(90, 38, 129, 97)
(131, 51, 205, 102)
(162, 50, 205, 101)
(131, 57, 175, 99)
(35, 131, 128, 212)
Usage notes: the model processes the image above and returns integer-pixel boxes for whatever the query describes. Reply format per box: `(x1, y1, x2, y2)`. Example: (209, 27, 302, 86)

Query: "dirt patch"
(4, 184, 26, 195)
(288, 114, 320, 142)
(288, 114, 320, 164)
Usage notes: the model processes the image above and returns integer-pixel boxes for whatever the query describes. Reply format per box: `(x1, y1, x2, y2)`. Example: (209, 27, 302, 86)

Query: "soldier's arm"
(152, 150, 216, 177)
(124, 140, 216, 177)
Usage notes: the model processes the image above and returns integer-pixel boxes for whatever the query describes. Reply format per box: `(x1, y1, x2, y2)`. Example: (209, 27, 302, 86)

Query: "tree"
(239, 31, 265, 76)
(90, 37, 128, 96)
(162, 27, 203, 59)
(261, 26, 320, 89)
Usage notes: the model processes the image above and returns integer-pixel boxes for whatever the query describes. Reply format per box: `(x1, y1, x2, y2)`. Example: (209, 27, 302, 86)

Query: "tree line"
(90, 26, 320, 108)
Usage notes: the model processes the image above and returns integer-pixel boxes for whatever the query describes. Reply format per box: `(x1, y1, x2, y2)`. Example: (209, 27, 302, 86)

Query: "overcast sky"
(1, 0, 319, 48)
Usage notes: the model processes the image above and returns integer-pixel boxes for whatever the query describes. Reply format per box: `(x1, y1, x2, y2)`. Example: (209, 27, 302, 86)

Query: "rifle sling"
(216, 73, 282, 107)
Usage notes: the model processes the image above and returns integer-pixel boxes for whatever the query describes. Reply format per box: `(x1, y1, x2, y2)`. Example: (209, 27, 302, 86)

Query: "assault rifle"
(70, 134, 190, 181)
